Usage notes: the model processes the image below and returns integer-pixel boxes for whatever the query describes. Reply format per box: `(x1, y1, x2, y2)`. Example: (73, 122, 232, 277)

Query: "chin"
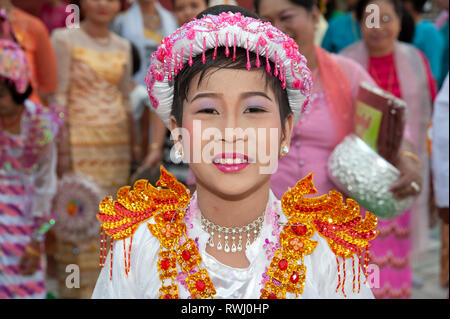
(193, 164, 270, 199)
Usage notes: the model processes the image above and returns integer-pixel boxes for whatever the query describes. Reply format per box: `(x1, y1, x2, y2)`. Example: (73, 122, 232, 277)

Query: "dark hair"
(0, 79, 33, 105)
(398, 5, 415, 42)
(130, 42, 141, 76)
(356, 0, 403, 22)
(172, 5, 291, 133)
(403, 0, 427, 13)
(254, 0, 315, 14)
(356, 0, 415, 42)
(196, 4, 259, 19)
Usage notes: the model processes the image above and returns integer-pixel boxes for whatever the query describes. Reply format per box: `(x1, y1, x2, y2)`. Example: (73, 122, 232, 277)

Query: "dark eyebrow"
(240, 91, 273, 102)
(189, 92, 223, 103)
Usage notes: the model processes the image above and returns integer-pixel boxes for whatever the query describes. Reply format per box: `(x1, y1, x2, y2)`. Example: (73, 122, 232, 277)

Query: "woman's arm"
(51, 29, 73, 176)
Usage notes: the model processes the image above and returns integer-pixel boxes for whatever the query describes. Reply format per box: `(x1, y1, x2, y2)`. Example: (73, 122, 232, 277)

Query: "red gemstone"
(196, 279, 206, 292)
(161, 258, 170, 270)
(163, 211, 176, 221)
(268, 293, 277, 299)
(292, 224, 307, 236)
(182, 250, 191, 261)
(290, 272, 299, 283)
(278, 259, 288, 271)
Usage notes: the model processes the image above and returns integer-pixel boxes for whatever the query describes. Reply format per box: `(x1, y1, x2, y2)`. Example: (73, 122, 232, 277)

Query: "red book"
(353, 82, 406, 164)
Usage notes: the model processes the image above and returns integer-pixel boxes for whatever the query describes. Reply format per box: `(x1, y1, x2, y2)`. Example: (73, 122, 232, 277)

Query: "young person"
(92, 6, 378, 299)
(0, 13, 61, 298)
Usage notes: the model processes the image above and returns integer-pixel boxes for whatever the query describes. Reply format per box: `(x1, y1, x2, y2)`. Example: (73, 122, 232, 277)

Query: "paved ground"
(411, 224, 448, 299)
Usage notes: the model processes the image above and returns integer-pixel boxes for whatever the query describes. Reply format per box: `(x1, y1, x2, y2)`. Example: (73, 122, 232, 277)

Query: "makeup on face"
(212, 152, 250, 173)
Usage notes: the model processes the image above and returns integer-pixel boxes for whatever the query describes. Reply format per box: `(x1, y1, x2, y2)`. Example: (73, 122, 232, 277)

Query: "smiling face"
(170, 66, 293, 199)
(360, 0, 401, 56)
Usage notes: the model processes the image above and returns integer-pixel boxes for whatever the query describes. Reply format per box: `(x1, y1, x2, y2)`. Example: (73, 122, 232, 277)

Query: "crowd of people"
(0, 0, 448, 299)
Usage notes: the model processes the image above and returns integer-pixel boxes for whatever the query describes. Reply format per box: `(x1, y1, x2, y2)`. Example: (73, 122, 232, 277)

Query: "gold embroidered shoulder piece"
(97, 166, 191, 278)
(260, 173, 378, 298)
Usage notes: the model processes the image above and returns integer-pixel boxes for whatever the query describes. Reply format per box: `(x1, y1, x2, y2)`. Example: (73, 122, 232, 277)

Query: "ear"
(280, 112, 294, 151)
(169, 115, 182, 143)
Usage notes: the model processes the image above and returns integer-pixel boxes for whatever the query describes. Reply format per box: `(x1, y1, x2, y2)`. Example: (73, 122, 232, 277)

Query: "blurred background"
(0, 0, 448, 299)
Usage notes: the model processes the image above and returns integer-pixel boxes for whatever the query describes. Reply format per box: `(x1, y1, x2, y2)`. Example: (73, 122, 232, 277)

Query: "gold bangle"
(401, 150, 421, 168)
(25, 245, 41, 258)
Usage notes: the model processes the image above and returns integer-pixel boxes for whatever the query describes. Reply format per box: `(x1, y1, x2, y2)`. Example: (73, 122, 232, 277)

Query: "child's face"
(171, 68, 293, 197)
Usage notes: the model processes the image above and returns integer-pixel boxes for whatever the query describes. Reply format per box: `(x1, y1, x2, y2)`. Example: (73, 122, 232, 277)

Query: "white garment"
(92, 190, 374, 299)
(111, 2, 178, 86)
(432, 73, 449, 208)
(131, 84, 151, 123)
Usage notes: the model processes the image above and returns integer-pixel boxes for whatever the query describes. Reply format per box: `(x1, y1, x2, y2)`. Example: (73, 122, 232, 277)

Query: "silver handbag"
(328, 134, 415, 220)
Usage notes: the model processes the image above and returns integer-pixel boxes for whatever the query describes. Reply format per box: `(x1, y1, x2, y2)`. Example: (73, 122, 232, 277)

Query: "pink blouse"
(270, 54, 376, 199)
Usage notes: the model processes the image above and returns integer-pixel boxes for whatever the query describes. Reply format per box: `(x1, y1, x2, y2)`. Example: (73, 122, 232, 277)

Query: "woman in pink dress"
(341, 0, 437, 298)
(256, 0, 425, 298)
(254, 0, 375, 197)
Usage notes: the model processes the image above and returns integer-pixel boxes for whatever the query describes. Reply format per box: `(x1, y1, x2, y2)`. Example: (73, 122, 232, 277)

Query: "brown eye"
(245, 107, 266, 113)
(198, 108, 218, 114)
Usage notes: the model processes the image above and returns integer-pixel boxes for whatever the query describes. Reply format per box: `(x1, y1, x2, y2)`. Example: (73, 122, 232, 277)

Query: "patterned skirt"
(370, 210, 411, 298)
(0, 175, 46, 299)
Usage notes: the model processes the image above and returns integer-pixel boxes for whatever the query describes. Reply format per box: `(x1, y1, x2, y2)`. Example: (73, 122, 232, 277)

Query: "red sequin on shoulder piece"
(267, 173, 379, 297)
(97, 166, 191, 278)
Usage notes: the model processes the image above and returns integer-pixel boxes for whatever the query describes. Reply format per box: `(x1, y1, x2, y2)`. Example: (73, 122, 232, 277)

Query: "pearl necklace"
(200, 213, 265, 253)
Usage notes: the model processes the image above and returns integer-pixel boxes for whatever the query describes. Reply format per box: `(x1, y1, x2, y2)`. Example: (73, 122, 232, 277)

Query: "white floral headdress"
(145, 11, 313, 128)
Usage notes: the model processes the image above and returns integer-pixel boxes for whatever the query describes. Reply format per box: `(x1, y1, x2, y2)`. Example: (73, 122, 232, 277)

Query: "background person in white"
(431, 73, 449, 288)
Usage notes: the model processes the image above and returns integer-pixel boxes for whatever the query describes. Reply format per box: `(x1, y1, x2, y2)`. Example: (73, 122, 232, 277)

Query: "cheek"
(254, 119, 283, 160)
(388, 22, 401, 39)
(291, 19, 314, 43)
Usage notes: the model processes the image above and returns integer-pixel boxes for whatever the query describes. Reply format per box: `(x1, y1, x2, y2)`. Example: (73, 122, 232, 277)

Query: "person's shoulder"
(330, 52, 369, 80)
(13, 8, 49, 35)
(397, 40, 427, 59)
(418, 20, 440, 32)
(110, 31, 131, 51)
(51, 26, 78, 41)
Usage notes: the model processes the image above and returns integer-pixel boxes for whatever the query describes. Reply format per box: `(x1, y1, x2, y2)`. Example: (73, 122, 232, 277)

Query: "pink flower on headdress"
(258, 36, 267, 47)
(220, 11, 242, 25)
(155, 38, 174, 63)
(283, 39, 299, 59)
(186, 29, 196, 40)
(292, 79, 302, 89)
